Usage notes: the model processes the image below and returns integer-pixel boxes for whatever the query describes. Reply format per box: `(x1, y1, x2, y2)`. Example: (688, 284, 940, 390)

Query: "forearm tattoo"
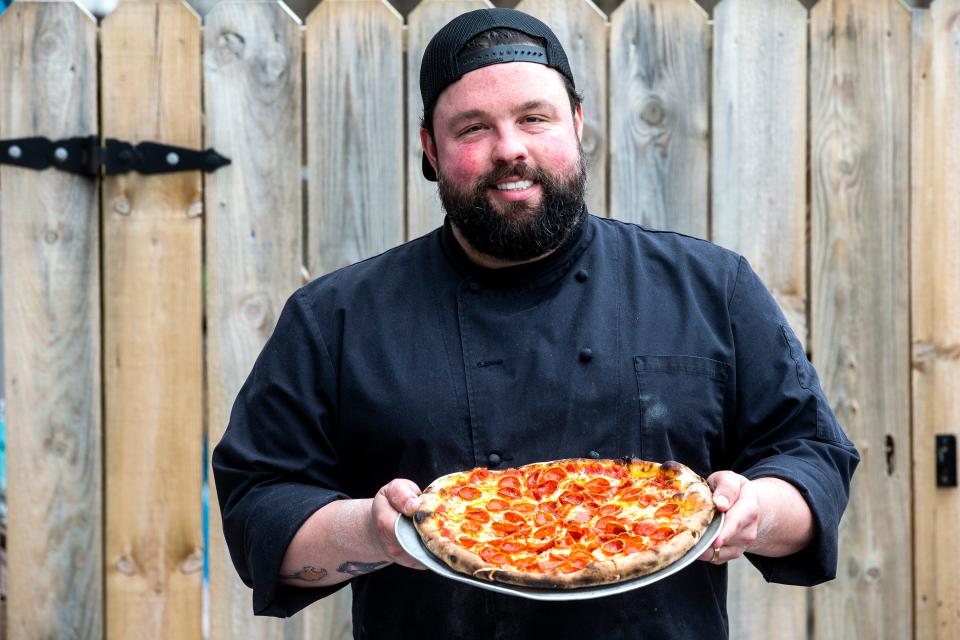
(279, 565, 328, 582)
(338, 561, 388, 576)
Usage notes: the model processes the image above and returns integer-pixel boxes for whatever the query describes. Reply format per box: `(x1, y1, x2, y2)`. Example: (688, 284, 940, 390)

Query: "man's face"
(421, 62, 586, 261)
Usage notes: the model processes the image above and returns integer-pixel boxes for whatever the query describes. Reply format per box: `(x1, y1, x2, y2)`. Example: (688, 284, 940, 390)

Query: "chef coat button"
(575, 270, 588, 283)
(487, 452, 502, 467)
(589, 450, 601, 459)
(469, 281, 481, 293)
(579, 348, 593, 362)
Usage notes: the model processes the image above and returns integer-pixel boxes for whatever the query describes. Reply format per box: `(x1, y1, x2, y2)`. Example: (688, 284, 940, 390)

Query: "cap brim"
(422, 151, 438, 182)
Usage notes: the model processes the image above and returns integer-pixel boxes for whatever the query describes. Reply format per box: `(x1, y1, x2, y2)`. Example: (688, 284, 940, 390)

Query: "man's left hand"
(698, 472, 814, 565)
(697, 471, 758, 565)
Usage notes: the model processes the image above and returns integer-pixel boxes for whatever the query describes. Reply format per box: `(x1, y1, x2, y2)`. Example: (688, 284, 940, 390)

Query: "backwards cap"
(419, 8, 576, 181)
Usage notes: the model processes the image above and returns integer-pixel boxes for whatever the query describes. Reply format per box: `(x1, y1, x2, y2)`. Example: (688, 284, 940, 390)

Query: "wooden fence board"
(306, 0, 404, 276)
(203, 3, 305, 639)
(609, 0, 709, 236)
(711, 1, 808, 637)
(0, 3, 102, 638)
(809, 1, 912, 638)
(405, 0, 493, 241)
(101, 2, 204, 638)
(911, 1, 960, 638)
(515, 0, 608, 217)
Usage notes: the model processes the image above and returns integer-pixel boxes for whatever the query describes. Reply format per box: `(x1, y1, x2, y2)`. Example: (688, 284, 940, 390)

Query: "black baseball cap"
(419, 8, 576, 182)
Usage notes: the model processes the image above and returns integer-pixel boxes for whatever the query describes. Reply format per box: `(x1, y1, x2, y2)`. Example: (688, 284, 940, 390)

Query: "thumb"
(707, 471, 745, 512)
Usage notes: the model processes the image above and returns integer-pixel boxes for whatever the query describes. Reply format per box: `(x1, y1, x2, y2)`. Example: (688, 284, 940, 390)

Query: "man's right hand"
(371, 479, 428, 570)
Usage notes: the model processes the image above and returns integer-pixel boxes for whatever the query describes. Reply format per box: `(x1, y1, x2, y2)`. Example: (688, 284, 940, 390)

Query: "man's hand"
(698, 472, 813, 565)
(371, 479, 428, 570)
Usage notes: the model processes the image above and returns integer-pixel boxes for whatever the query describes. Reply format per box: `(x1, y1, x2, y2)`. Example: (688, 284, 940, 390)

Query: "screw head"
(8, 145, 22, 159)
(54, 147, 68, 162)
(166, 152, 180, 166)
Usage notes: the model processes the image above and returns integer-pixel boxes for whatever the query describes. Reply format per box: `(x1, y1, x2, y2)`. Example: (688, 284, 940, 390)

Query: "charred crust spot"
(448, 554, 458, 565)
(414, 511, 428, 524)
(661, 460, 682, 473)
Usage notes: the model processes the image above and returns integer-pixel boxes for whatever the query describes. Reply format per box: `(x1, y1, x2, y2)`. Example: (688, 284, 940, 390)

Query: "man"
(213, 9, 859, 638)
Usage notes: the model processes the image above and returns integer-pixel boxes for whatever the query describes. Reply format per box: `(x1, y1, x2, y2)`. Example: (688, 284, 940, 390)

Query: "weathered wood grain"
(515, 0, 608, 217)
(0, 3, 102, 638)
(911, 1, 960, 638)
(203, 3, 306, 639)
(712, 0, 808, 340)
(306, 0, 405, 276)
(809, 1, 912, 638)
(712, 1, 809, 637)
(609, 0, 709, 236)
(405, 0, 493, 240)
(100, 2, 203, 638)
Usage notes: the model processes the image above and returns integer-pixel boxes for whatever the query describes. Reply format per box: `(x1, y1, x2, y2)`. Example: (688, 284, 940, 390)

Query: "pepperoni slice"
(534, 511, 554, 526)
(585, 477, 611, 493)
(559, 491, 584, 505)
(534, 480, 559, 500)
(633, 521, 657, 536)
(503, 511, 525, 523)
(469, 468, 491, 483)
(622, 536, 648, 553)
(458, 537, 479, 549)
(498, 475, 522, 490)
(650, 527, 675, 541)
(513, 501, 536, 513)
(465, 508, 490, 523)
(513, 556, 539, 569)
(598, 504, 623, 516)
(460, 521, 482, 534)
(538, 500, 560, 514)
(595, 516, 628, 534)
(539, 558, 564, 571)
(542, 466, 568, 483)
(479, 546, 498, 562)
(486, 499, 509, 512)
(492, 521, 521, 534)
(655, 503, 679, 518)
(601, 539, 626, 555)
(500, 540, 523, 553)
(532, 523, 558, 539)
(497, 487, 521, 500)
(619, 488, 643, 502)
(458, 486, 481, 500)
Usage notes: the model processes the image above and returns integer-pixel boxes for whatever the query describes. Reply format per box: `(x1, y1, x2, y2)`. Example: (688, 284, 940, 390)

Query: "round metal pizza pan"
(395, 511, 724, 601)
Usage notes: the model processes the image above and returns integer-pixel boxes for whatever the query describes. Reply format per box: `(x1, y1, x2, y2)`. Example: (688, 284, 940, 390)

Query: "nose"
(490, 126, 528, 166)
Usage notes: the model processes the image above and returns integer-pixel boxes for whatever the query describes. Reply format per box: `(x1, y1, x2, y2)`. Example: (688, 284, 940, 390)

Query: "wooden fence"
(0, 0, 957, 638)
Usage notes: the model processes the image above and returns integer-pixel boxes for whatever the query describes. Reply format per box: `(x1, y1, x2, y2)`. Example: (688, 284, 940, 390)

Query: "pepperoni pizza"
(412, 458, 716, 589)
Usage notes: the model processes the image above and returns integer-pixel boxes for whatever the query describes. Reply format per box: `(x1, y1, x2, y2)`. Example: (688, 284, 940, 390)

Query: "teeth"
(494, 180, 533, 191)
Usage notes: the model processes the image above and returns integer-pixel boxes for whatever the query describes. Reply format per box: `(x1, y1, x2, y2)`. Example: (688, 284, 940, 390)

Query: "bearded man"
(213, 9, 859, 639)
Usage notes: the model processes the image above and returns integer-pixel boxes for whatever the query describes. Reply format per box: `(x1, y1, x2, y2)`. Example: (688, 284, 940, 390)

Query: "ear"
(573, 104, 584, 142)
(420, 128, 439, 173)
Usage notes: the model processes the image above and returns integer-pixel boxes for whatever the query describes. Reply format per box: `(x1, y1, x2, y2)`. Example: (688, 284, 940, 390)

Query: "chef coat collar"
(440, 207, 592, 288)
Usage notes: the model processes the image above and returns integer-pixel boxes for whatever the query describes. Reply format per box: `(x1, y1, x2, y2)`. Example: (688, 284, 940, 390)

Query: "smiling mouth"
(493, 180, 535, 191)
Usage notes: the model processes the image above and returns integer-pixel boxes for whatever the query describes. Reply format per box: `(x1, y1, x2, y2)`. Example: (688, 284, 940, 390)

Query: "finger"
(713, 483, 759, 550)
(379, 479, 423, 516)
(706, 471, 747, 512)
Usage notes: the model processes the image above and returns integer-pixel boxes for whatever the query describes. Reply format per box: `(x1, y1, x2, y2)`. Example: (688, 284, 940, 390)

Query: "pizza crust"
(413, 459, 716, 589)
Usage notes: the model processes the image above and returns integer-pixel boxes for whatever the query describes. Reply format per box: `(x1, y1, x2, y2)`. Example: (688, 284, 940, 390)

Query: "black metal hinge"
(0, 135, 230, 177)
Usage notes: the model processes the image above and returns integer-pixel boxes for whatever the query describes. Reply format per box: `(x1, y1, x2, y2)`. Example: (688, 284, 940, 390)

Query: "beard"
(437, 152, 587, 262)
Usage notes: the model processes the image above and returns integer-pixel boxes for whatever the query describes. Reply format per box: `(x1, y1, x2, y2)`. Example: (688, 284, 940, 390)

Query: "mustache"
(477, 163, 547, 189)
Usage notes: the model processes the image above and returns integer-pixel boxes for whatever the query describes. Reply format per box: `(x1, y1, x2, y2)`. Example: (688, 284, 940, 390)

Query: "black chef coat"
(213, 213, 859, 639)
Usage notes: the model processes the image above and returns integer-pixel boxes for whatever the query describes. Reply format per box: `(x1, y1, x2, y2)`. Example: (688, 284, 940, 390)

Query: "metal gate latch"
(0, 135, 230, 177)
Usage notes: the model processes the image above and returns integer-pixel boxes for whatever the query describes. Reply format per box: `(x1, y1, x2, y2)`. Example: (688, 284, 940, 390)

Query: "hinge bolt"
(54, 147, 68, 162)
(166, 152, 180, 166)
(8, 145, 22, 159)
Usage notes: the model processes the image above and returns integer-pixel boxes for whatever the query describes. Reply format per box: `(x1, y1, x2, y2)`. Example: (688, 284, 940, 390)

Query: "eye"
(458, 123, 486, 137)
(522, 115, 547, 124)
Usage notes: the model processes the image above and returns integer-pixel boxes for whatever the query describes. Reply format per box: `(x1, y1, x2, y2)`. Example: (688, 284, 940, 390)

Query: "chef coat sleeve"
(212, 287, 350, 616)
(725, 256, 860, 586)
